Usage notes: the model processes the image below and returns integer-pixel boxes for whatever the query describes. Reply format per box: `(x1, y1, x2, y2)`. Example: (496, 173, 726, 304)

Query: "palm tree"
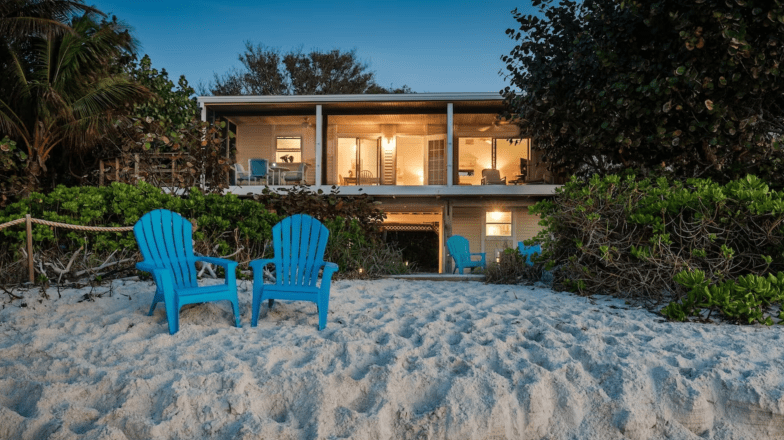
(0, 0, 100, 40)
(0, 10, 148, 189)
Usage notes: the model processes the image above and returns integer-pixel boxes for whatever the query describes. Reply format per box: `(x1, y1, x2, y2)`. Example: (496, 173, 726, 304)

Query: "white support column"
(447, 103, 454, 186)
(200, 105, 207, 122)
(315, 105, 323, 186)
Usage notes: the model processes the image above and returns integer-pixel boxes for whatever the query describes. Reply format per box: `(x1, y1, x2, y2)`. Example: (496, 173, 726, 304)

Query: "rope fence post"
(26, 214, 34, 283)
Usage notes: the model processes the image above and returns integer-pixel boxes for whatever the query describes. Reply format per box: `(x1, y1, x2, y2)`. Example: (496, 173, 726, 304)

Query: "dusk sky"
(89, 0, 535, 95)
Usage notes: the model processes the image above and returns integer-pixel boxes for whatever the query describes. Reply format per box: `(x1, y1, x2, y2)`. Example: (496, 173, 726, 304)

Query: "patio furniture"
(234, 163, 253, 185)
(518, 242, 542, 266)
(447, 235, 486, 274)
(268, 163, 289, 185)
(249, 158, 268, 184)
(249, 214, 339, 330)
(283, 162, 308, 185)
(359, 170, 378, 185)
(509, 158, 528, 185)
(481, 169, 506, 185)
(133, 209, 241, 335)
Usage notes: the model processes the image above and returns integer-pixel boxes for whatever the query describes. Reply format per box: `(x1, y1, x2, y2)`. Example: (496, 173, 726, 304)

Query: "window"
(428, 139, 445, 185)
(276, 137, 301, 163)
(486, 211, 512, 237)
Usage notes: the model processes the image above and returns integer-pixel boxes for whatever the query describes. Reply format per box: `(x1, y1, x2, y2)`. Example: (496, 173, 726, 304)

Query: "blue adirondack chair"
(518, 241, 542, 266)
(447, 235, 486, 274)
(249, 158, 268, 184)
(133, 209, 241, 335)
(249, 214, 339, 330)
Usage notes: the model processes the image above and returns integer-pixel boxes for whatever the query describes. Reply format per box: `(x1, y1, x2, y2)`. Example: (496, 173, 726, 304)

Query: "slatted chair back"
(447, 235, 471, 267)
(134, 209, 198, 289)
(359, 169, 374, 185)
(249, 159, 268, 179)
(271, 214, 330, 288)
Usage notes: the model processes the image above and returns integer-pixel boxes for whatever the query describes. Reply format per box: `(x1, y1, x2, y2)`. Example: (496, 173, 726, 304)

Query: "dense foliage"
(103, 117, 235, 195)
(0, 0, 99, 39)
(0, 182, 406, 284)
(126, 54, 199, 129)
(502, 0, 784, 186)
(529, 173, 784, 323)
(206, 43, 412, 95)
(485, 248, 527, 284)
(0, 8, 148, 193)
(253, 185, 407, 276)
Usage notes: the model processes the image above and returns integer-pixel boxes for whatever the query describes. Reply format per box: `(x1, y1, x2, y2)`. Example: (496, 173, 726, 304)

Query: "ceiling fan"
(478, 118, 510, 132)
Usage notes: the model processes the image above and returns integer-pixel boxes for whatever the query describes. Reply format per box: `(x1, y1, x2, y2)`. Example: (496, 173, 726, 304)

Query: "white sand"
(1, 278, 784, 440)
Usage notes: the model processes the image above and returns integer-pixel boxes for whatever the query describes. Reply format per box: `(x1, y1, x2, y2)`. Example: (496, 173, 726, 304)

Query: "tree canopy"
(502, 0, 784, 185)
(206, 43, 412, 95)
(127, 54, 199, 129)
(0, 5, 148, 191)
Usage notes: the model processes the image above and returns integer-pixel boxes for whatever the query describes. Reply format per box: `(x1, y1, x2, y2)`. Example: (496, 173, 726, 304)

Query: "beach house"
(197, 93, 562, 273)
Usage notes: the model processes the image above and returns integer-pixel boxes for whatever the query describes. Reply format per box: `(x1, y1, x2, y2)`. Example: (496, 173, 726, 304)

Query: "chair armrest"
(137, 263, 175, 293)
(322, 262, 339, 277)
(470, 253, 486, 264)
(136, 261, 158, 273)
(249, 258, 276, 272)
(193, 256, 237, 284)
(194, 256, 238, 271)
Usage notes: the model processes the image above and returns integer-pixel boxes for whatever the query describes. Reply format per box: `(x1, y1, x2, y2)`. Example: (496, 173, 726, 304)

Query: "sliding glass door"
(337, 137, 380, 185)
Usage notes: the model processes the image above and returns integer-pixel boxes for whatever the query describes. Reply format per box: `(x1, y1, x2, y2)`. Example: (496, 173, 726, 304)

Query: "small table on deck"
(268, 165, 290, 185)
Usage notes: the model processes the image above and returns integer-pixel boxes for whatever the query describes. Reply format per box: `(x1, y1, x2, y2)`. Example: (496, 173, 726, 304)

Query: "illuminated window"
(276, 137, 301, 163)
(486, 211, 512, 237)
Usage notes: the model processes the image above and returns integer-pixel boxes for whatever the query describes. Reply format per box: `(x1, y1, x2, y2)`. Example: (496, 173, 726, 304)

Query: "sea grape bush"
(0, 181, 279, 262)
(503, 0, 784, 186)
(663, 270, 784, 325)
(0, 182, 406, 284)
(530, 173, 784, 323)
(254, 184, 386, 236)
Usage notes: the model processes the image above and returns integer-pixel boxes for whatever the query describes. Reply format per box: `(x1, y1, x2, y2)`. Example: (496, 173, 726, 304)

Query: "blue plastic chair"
(518, 241, 542, 266)
(133, 209, 241, 335)
(447, 235, 486, 274)
(249, 214, 339, 330)
(249, 159, 268, 183)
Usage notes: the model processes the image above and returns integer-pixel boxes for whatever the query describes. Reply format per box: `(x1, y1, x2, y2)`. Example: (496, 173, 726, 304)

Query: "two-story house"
(197, 93, 562, 273)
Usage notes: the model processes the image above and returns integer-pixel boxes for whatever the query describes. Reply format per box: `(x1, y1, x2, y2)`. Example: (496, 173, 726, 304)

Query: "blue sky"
(90, 0, 535, 95)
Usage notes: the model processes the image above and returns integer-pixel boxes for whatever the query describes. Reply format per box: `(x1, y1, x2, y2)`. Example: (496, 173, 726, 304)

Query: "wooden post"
(26, 214, 34, 283)
(134, 154, 139, 182)
(99, 160, 104, 186)
(115, 158, 120, 182)
(443, 200, 453, 274)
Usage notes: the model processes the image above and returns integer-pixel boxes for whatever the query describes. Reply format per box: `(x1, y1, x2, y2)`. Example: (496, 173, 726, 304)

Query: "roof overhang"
(198, 93, 507, 117)
(198, 92, 503, 105)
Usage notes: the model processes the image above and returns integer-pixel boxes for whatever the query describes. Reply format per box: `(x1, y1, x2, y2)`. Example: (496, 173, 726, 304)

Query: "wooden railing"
(99, 153, 197, 187)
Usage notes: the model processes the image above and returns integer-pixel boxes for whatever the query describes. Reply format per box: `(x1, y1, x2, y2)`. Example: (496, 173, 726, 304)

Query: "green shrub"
(0, 182, 408, 284)
(530, 173, 784, 321)
(323, 216, 408, 278)
(485, 248, 526, 284)
(662, 270, 784, 325)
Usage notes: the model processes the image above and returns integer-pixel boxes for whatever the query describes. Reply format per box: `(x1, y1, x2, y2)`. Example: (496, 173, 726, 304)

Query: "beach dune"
(1, 279, 783, 440)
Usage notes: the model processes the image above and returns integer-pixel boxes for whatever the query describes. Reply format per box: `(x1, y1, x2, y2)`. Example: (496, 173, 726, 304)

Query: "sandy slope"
(1, 278, 783, 440)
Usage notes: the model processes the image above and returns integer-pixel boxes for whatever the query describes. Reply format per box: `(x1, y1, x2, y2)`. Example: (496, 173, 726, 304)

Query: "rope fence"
(0, 215, 136, 283)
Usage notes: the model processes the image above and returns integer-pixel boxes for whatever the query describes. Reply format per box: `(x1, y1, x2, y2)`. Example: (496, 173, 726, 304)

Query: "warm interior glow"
(396, 136, 425, 186)
(383, 137, 395, 151)
(486, 211, 512, 237)
(458, 137, 492, 185)
(488, 211, 510, 223)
